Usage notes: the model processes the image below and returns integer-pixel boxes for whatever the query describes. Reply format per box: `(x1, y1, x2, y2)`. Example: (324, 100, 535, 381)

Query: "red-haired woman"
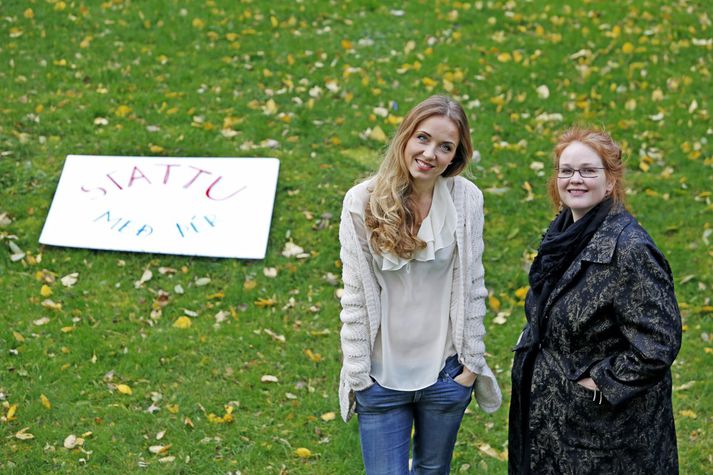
(509, 127, 682, 474)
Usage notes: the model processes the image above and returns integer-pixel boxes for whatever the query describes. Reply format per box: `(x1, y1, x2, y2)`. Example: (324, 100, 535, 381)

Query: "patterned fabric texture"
(509, 207, 682, 474)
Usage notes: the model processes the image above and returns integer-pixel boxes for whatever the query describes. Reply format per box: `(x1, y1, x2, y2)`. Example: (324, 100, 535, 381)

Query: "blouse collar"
(381, 176, 457, 271)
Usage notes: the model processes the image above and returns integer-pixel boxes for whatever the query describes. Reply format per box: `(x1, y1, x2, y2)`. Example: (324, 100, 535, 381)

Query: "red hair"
(548, 126, 626, 209)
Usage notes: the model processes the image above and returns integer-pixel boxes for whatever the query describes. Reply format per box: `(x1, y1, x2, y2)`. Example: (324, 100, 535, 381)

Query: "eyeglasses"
(556, 167, 605, 179)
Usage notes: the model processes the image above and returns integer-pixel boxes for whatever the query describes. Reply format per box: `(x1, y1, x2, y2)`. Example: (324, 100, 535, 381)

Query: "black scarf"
(528, 198, 612, 337)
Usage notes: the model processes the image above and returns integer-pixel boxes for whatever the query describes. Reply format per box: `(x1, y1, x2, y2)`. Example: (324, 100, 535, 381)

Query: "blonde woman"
(338, 95, 501, 474)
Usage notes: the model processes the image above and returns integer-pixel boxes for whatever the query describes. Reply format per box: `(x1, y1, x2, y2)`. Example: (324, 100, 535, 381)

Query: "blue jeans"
(355, 355, 473, 475)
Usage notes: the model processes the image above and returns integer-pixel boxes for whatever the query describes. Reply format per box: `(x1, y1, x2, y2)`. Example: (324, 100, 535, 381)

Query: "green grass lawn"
(1, 0, 711, 473)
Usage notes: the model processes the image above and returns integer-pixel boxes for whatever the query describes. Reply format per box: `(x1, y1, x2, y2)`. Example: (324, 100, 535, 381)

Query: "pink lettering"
(81, 185, 107, 197)
(159, 164, 180, 184)
(183, 166, 212, 189)
(205, 177, 246, 201)
(128, 166, 152, 187)
(106, 172, 123, 190)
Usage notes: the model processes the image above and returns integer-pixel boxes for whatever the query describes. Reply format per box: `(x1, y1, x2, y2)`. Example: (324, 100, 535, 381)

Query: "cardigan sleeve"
(458, 182, 502, 412)
(589, 234, 682, 406)
(338, 191, 375, 394)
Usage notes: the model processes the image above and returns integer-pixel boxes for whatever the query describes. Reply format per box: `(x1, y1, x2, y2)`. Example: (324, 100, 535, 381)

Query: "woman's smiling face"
(404, 115, 459, 189)
(557, 141, 614, 221)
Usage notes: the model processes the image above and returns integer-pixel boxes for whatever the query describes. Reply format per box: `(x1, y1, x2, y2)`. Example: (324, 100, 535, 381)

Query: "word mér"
(94, 211, 217, 239)
(81, 163, 246, 201)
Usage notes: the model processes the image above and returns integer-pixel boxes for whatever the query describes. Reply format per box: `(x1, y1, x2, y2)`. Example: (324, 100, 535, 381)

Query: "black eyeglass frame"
(555, 167, 606, 179)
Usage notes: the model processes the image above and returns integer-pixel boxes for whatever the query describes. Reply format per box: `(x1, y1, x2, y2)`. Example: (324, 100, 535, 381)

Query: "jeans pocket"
(449, 372, 475, 390)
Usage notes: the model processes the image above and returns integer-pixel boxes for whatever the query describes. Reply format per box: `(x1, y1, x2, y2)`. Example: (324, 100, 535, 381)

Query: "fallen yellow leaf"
(12, 331, 24, 343)
(304, 349, 322, 363)
(243, 280, 257, 290)
(116, 384, 133, 395)
(207, 405, 234, 424)
(6, 403, 18, 421)
(263, 99, 278, 115)
(254, 297, 276, 308)
(422, 77, 438, 89)
(488, 294, 501, 312)
(368, 126, 387, 142)
(294, 447, 312, 458)
(514, 286, 529, 300)
(40, 394, 51, 410)
(679, 409, 697, 419)
(40, 284, 53, 297)
(173, 316, 192, 329)
(115, 105, 132, 117)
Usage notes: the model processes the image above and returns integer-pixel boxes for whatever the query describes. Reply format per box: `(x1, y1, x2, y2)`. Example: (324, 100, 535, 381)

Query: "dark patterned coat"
(509, 207, 682, 474)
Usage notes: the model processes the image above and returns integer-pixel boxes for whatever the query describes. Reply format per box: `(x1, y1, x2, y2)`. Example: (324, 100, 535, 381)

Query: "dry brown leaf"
(195, 277, 211, 286)
(134, 269, 153, 288)
(15, 427, 34, 440)
(64, 434, 85, 449)
(149, 444, 171, 455)
(33, 317, 50, 326)
(320, 412, 336, 422)
(264, 328, 286, 343)
(60, 273, 79, 287)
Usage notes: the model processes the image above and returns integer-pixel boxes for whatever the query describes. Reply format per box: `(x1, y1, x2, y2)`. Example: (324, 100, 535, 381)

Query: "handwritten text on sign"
(39, 155, 280, 259)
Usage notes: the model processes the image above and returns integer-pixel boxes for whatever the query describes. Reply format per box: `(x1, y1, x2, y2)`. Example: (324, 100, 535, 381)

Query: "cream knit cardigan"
(338, 176, 502, 422)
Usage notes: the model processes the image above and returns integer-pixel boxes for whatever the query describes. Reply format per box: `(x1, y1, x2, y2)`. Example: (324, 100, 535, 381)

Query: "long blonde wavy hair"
(365, 95, 473, 258)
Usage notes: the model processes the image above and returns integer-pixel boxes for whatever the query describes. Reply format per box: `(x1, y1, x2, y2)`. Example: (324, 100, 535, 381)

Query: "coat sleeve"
(459, 185, 502, 412)
(338, 192, 374, 395)
(589, 237, 682, 406)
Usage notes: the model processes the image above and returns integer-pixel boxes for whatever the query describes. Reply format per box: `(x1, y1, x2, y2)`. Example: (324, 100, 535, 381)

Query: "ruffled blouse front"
(377, 176, 458, 272)
(348, 176, 458, 391)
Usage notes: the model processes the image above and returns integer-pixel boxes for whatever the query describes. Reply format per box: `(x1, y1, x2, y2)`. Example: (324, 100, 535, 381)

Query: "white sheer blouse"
(348, 177, 458, 391)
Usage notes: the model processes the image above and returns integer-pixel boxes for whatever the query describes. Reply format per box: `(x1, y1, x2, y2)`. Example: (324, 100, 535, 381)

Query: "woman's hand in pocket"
(454, 367, 477, 387)
(576, 377, 598, 391)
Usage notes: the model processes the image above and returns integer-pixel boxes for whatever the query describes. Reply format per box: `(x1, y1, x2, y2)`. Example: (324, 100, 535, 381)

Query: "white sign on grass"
(39, 155, 280, 259)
